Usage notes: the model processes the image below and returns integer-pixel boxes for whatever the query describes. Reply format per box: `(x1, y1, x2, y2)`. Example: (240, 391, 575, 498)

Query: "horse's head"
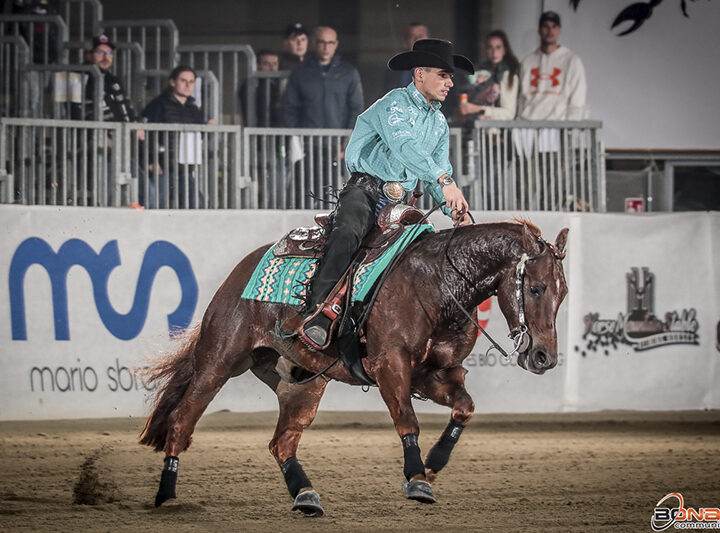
(496, 223, 569, 375)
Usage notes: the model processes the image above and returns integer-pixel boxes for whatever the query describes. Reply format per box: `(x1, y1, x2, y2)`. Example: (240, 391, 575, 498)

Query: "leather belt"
(348, 172, 407, 203)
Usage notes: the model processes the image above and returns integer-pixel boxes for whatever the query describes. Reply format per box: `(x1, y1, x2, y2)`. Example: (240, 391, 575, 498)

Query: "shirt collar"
(407, 81, 442, 112)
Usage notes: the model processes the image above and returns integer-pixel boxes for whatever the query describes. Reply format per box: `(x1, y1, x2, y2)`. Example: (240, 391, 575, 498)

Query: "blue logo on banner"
(9, 238, 198, 340)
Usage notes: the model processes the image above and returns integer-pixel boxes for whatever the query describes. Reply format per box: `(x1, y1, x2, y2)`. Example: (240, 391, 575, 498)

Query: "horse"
(139, 218, 569, 516)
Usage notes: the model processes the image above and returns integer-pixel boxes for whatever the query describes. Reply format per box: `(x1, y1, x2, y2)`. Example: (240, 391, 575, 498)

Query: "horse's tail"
(139, 325, 200, 452)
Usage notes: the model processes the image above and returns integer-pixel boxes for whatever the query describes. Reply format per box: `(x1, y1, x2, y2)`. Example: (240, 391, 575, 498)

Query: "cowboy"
(299, 38, 474, 349)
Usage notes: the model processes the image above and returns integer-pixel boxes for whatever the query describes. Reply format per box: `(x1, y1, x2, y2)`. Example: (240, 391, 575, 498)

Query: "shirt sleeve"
(565, 56, 587, 120)
(371, 94, 449, 185)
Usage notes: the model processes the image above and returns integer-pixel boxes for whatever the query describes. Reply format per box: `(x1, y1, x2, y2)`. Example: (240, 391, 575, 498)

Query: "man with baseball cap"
(72, 34, 140, 126)
(297, 38, 473, 351)
(517, 11, 587, 120)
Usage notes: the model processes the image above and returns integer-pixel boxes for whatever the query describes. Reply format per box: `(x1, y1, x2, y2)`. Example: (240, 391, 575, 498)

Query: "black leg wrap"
(155, 456, 179, 507)
(281, 457, 312, 498)
(401, 434, 425, 481)
(425, 419, 465, 474)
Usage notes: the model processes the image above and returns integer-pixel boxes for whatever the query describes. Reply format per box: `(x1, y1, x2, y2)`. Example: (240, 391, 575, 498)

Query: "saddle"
(280, 202, 429, 384)
(272, 203, 426, 262)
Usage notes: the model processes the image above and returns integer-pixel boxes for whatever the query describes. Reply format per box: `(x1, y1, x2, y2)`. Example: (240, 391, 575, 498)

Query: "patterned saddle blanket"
(241, 205, 434, 306)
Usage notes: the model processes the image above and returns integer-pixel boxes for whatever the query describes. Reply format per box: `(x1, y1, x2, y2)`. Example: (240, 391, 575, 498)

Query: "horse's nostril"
(534, 350, 548, 368)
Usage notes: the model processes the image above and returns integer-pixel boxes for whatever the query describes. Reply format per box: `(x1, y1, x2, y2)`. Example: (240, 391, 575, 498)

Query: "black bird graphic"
(570, 0, 709, 36)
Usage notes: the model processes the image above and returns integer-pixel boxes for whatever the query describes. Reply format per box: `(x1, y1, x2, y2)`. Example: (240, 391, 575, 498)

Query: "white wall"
(1, 206, 718, 420)
(499, 0, 720, 150)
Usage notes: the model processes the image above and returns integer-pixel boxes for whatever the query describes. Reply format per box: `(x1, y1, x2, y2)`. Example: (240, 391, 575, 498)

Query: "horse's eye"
(529, 285, 543, 296)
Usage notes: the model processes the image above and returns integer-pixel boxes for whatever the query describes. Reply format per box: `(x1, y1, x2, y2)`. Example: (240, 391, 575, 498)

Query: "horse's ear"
(521, 222, 536, 252)
(555, 228, 569, 256)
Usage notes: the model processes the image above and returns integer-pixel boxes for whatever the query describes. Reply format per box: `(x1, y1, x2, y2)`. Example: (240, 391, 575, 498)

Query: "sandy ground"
(1, 410, 719, 532)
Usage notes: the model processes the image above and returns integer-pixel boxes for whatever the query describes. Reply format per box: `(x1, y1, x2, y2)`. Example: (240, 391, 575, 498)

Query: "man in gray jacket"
(282, 26, 364, 129)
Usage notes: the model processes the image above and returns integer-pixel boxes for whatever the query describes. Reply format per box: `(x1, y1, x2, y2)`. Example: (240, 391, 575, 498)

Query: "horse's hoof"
(292, 489, 324, 517)
(154, 468, 178, 507)
(402, 479, 436, 504)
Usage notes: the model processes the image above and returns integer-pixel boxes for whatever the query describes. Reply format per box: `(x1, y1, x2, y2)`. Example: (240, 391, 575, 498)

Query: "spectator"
(142, 66, 215, 208)
(279, 23, 308, 71)
(71, 34, 141, 128)
(459, 30, 520, 122)
(70, 34, 144, 206)
(282, 25, 364, 129)
(517, 11, 587, 120)
(383, 22, 429, 93)
(241, 49, 282, 127)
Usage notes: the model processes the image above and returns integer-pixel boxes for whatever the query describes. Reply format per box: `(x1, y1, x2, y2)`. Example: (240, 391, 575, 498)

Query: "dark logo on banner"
(9, 238, 198, 341)
(578, 267, 699, 355)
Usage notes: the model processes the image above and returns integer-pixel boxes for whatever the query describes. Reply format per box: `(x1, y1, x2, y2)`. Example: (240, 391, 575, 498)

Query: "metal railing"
(243, 127, 351, 209)
(0, 14, 68, 64)
(23, 64, 103, 121)
(1, 119, 605, 212)
(125, 123, 244, 209)
(177, 44, 255, 125)
(469, 120, 605, 212)
(242, 70, 290, 127)
(59, 0, 103, 64)
(0, 118, 247, 209)
(1, 118, 123, 206)
(100, 19, 179, 98)
(0, 36, 30, 118)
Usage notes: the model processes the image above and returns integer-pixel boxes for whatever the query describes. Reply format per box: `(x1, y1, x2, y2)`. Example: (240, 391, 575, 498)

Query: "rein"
(441, 214, 549, 360)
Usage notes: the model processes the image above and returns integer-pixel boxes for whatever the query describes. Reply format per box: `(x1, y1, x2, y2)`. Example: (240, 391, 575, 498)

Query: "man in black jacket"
(282, 26, 363, 129)
(72, 34, 139, 125)
(142, 66, 214, 208)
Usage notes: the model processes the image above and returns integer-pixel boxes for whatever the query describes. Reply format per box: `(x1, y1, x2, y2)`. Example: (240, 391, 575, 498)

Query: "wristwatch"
(439, 175, 455, 187)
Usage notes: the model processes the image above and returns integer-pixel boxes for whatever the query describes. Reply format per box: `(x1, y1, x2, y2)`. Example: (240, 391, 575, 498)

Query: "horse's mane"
(511, 218, 542, 238)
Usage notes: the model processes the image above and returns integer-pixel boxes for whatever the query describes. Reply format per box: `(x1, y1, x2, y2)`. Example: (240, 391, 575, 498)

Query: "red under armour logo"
(530, 67, 562, 88)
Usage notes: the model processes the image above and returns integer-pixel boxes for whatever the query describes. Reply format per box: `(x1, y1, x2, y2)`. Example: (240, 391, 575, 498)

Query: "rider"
(300, 39, 474, 348)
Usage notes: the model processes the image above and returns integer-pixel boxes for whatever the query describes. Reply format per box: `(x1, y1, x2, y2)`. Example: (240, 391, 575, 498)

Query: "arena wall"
(1, 205, 718, 420)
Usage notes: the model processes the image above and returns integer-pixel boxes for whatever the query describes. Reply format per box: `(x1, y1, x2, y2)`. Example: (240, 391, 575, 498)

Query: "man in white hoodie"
(517, 11, 587, 120)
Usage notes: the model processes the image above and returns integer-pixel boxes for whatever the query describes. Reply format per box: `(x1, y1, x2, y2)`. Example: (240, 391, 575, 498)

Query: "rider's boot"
(300, 308, 333, 348)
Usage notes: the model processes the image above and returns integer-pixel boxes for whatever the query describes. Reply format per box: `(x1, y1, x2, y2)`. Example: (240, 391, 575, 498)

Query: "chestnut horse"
(140, 219, 568, 516)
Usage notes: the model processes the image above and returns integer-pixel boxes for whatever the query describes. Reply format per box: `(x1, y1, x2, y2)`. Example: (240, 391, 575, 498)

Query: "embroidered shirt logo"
(530, 67, 562, 88)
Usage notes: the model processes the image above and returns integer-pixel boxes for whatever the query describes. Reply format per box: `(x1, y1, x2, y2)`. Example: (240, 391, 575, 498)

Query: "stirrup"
(298, 309, 334, 351)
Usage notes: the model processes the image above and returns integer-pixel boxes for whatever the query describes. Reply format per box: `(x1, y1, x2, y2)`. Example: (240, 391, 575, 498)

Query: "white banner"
(0, 206, 717, 420)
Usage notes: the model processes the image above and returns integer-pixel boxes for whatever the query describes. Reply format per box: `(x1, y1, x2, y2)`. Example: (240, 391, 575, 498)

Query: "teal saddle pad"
(241, 224, 434, 306)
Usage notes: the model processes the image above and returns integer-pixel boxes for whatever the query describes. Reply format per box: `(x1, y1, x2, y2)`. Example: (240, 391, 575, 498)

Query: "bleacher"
(0, 0, 605, 211)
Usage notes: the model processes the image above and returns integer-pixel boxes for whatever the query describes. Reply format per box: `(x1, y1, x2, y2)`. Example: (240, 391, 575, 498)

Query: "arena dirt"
(1, 410, 719, 532)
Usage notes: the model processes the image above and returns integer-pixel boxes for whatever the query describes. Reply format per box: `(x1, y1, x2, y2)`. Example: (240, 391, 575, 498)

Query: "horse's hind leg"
(416, 366, 474, 484)
(269, 378, 328, 516)
(374, 352, 436, 504)
(153, 335, 253, 507)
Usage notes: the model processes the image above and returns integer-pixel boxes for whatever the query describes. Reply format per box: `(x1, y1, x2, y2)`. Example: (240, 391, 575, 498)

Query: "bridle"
(442, 219, 554, 361)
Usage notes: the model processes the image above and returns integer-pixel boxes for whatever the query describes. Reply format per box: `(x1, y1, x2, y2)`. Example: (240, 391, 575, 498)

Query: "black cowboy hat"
(388, 38, 474, 74)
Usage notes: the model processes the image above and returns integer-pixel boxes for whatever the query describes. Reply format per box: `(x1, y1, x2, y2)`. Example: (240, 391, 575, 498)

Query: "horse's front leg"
(415, 365, 474, 484)
(374, 352, 437, 504)
(269, 377, 328, 516)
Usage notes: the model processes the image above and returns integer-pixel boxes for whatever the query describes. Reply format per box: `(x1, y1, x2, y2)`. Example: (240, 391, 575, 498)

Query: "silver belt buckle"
(382, 181, 405, 202)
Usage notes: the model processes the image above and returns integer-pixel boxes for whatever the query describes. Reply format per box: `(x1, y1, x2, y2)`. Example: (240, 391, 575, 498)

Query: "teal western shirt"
(345, 82, 452, 215)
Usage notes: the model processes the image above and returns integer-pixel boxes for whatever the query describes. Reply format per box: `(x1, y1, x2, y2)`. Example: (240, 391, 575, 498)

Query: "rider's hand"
(439, 176, 469, 220)
(454, 211, 472, 226)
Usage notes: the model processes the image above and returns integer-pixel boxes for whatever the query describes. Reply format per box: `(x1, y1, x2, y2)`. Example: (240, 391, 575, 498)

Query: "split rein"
(440, 208, 545, 361)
